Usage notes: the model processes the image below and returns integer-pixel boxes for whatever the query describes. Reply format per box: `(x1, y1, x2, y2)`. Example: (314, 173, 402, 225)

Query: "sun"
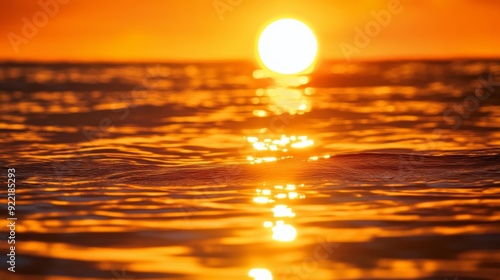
(257, 18, 318, 75)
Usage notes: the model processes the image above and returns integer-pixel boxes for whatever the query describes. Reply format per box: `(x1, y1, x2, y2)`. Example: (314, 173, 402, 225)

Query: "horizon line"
(1, 55, 500, 65)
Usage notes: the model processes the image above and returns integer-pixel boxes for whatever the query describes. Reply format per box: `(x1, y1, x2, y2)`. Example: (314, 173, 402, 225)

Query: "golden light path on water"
(250, 183, 307, 278)
(245, 68, 331, 166)
(248, 55, 315, 278)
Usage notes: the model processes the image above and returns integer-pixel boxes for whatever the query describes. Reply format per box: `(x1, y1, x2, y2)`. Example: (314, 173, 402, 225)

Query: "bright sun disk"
(258, 18, 318, 75)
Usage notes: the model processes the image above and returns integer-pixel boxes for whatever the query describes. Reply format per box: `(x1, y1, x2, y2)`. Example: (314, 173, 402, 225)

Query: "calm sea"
(0, 60, 499, 279)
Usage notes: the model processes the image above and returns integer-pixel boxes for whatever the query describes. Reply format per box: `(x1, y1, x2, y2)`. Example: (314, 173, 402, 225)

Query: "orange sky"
(1, 0, 499, 62)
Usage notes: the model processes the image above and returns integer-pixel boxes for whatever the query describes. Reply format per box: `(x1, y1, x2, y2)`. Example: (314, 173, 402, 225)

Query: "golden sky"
(1, 0, 499, 62)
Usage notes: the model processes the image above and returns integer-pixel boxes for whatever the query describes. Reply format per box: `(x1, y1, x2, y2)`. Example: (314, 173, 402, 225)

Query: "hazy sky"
(1, 0, 499, 62)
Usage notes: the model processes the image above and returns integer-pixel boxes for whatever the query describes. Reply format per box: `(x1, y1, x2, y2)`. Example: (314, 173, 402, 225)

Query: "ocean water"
(0, 60, 499, 280)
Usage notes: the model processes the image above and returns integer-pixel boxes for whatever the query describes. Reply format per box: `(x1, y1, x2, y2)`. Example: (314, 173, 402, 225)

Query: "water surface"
(0, 60, 499, 279)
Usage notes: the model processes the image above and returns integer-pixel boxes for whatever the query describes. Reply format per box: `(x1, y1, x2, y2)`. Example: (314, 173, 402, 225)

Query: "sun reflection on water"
(245, 135, 315, 164)
(248, 268, 273, 280)
(252, 183, 306, 243)
(260, 87, 312, 116)
(245, 69, 334, 164)
(272, 222, 297, 242)
(252, 70, 312, 116)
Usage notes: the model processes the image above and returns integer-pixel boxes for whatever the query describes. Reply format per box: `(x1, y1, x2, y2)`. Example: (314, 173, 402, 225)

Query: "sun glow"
(257, 18, 318, 75)
(248, 268, 273, 280)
